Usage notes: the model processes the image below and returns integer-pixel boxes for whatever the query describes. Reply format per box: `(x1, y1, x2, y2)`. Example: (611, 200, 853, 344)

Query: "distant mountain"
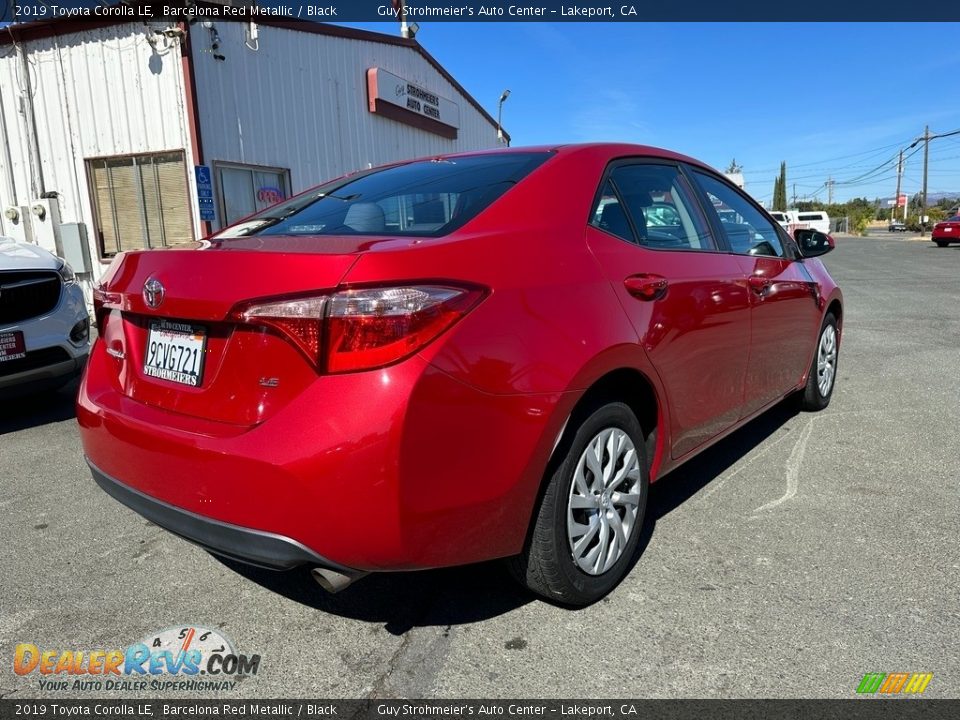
(878, 191, 960, 205)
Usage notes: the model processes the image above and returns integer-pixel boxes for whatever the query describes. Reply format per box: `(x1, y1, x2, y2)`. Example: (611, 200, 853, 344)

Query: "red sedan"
(933, 215, 960, 247)
(78, 144, 842, 606)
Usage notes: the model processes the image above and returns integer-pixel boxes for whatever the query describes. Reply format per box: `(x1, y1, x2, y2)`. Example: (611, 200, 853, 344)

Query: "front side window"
(590, 163, 716, 251)
(87, 152, 193, 257)
(693, 172, 785, 257)
(214, 152, 551, 239)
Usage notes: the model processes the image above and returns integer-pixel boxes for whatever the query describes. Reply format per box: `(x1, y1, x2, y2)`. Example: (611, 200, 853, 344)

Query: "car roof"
(415, 143, 718, 175)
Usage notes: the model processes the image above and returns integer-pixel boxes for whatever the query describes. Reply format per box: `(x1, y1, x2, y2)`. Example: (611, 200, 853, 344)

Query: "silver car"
(0, 237, 90, 398)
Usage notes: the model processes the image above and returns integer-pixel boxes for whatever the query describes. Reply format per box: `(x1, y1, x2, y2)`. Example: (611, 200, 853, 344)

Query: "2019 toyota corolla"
(1, 237, 89, 399)
(78, 144, 842, 605)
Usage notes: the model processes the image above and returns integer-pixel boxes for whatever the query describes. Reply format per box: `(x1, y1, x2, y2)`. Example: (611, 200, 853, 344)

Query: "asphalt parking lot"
(1, 235, 958, 700)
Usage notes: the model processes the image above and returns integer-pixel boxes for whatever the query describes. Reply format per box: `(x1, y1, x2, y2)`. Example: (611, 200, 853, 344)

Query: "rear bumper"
(78, 346, 569, 572)
(88, 458, 356, 573)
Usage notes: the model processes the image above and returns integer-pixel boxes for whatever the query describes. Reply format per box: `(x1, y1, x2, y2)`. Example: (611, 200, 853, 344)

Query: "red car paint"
(77, 144, 842, 574)
(932, 215, 960, 245)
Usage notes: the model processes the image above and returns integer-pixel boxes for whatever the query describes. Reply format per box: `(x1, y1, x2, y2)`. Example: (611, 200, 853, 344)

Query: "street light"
(497, 89, 510, 146)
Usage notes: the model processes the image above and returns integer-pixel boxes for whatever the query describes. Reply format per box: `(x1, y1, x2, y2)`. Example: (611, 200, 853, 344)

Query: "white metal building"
(0, 16, 506, 300)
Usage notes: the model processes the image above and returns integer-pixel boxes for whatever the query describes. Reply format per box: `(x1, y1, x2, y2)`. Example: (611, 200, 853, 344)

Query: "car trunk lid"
(95, 245, 361, 426)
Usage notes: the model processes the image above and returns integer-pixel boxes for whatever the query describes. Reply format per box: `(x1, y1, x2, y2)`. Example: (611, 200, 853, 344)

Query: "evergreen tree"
(774, 162, 788, 211)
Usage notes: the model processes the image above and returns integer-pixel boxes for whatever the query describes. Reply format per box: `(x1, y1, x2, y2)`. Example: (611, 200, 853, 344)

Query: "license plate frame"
(143, 320, 208, 387)
(0, 330, 26, 363)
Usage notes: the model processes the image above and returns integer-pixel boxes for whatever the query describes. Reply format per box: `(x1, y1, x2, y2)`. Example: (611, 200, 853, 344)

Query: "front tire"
(511, 402, 649, 606)
(800, 313, 839, 411)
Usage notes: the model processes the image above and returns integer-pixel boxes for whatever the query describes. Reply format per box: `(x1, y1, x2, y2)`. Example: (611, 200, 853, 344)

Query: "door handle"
(748, 276, 772, 295)
(624, 274, 668, 301)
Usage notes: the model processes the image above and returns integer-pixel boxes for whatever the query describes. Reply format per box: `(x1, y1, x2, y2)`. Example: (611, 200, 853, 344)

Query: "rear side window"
(215, 152, 551, 239)
(693, 172, 785, 258)
(798, 213, 825, 221)
(590, 163, 716, 251)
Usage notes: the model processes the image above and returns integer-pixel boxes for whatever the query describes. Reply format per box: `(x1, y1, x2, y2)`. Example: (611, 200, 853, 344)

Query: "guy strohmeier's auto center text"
(376, 4, 642, 17)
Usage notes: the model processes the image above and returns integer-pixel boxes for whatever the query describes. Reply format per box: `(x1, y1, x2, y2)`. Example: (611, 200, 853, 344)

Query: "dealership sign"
(367, 67, 460, 138)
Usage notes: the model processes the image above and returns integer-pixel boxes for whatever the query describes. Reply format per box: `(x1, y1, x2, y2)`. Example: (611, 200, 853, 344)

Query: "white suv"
(0, 237, 90, 398)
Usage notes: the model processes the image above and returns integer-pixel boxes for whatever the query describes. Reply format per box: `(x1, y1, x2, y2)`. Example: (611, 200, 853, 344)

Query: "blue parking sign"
(195, 165, 215, 222)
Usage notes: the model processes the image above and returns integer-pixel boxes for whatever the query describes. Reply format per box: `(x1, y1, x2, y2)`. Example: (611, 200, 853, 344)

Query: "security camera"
(31, 203, 46, 220)
(4, 207, 19, 222)
(163, 27, 185, 39)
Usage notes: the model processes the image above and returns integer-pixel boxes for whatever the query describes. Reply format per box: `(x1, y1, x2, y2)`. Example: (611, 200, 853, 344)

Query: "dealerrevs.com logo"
(14, 626, 260, 692)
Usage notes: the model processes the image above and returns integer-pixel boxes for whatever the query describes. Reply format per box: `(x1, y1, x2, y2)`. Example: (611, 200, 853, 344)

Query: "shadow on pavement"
(215, 399, 799, 633)
(648, 400, 799, 519)
(214, 556, 533, 635)
(0, 378, 79, 435)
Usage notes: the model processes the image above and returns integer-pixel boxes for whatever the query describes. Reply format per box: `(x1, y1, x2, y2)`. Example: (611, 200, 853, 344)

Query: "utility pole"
(894, 149, 903, 222)
(792, 183, 796, 207)
(905, 125, 960, 230)
(921, 125, 930, 237)
(827, 177, 834, 205)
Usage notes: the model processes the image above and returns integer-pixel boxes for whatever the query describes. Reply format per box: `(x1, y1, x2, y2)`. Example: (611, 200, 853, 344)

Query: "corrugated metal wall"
(191, 23, 502, 198)
(0, 21, 502, 285)
(0, 23, 195, 283)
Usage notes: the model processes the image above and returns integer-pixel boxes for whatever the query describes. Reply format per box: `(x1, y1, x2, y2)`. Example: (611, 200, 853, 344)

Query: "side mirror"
(794, 229, 835, 258)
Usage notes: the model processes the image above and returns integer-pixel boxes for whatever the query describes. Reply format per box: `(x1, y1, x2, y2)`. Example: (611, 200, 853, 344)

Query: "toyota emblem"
(143, 278, 165, 309)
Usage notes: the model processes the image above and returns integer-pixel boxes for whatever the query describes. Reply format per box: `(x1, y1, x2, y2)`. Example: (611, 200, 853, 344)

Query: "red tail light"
(234, 295, 328, 364)
(231, 285, 484, 373)
(92, 286, 121, 330)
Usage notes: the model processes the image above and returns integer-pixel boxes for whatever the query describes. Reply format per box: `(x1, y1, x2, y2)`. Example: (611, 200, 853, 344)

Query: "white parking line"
(752, 419, 814, 514)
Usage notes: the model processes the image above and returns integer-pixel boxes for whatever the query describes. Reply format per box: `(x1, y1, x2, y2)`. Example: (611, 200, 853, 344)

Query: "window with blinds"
(87, 152, 194, 257)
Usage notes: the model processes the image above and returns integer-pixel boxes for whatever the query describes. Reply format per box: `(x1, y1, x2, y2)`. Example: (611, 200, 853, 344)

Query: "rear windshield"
(214, 152, 551, 239)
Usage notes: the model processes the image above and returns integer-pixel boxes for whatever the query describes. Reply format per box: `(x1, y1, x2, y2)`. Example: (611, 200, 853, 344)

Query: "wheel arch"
(826, 296, 843, 340)
(514, 363, 666, 565)
(564, 368, 663, 478)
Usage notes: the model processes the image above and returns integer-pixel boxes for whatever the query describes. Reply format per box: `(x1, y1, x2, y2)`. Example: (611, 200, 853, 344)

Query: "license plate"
(143, 321, 207, 387)
(0, 330, 26, 363)
(945, 227, 953, 232)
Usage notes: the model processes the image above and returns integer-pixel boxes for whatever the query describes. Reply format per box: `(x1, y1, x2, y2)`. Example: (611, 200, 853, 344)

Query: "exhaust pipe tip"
(311, 567, 366, 594)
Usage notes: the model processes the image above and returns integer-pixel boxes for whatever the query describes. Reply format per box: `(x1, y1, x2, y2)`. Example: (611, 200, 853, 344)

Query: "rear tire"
(800, 313, 838, 411)
(935, 241, 948, 247)
(510, 402, 649, 606)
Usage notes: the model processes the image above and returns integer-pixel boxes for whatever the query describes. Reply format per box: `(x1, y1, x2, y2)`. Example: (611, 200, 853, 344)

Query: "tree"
(773, 162, 787, 211)
(725, 158, 742, 174)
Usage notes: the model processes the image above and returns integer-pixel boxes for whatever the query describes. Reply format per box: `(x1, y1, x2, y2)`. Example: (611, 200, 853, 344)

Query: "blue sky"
(347, 21, 960, 205)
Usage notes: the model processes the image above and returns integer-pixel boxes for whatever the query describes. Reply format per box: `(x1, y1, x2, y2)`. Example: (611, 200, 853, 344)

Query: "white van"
(792, 210, 831, 234)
